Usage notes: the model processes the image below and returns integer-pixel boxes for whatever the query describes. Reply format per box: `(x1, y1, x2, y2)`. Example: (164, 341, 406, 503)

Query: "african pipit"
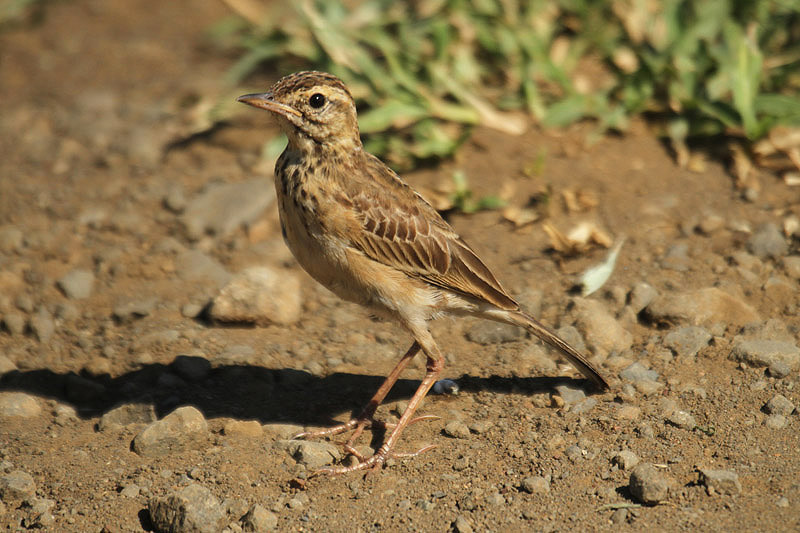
(237, 71, 609, 474)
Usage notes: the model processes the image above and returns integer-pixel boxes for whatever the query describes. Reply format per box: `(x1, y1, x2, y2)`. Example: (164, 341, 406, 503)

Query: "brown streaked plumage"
(237, 71, 609, 475)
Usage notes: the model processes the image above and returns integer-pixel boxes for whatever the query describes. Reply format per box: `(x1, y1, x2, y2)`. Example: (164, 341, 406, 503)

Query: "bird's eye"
(309, 93, 326, 108)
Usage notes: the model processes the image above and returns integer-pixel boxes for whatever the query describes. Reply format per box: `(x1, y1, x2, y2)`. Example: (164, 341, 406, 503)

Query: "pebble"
(628, 282, 659, 314)
(452, 515, 474, 533)
(520, 475, 550, 494)
(285, 440, 341, 468)
(663, 326, 712, 357)
(222, 420, 264, 438)
(120, 484, 140, 498)
(0, 392, 41, 418)
(554, 384, 586, 405)
(465, 321, 524, 345)
(171, 355, 212, 382)
(730, 339, 800, 371)
(148, 484, 226, 533)
(645, 287, 759, 327)
(666, 410, 697, 430)
(764, 394, 795, 416)
(210, 267, 302, 326)
(112, 297, 158, 322)
(765, 414, 787, 429)
(175, 249, 231, 287)
(0, 470, 36, 502)
(629, 463, 674, 504)
(619, 362, 659, 382)
(262, 423, 304, 441)
(56, 269, 95, 299)
(241, 504, 278, 532)
(181, 178, 275, 240)
(53, 404, 78, 426)
(443, 420, 471, 439)
(699, 468, 742, 495)
(132, 406, 209, 457)
(573, 298, 633, 355)
(571, 397, 597, 414)
(612, 450, 640, 470)
(98, 403, 157, 431)
(29, 307, 55, 343)
(746, 223, 788, 259)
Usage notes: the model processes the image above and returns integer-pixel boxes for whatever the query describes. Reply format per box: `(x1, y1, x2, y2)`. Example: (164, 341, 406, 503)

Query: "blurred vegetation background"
(215, 0, 800, 173)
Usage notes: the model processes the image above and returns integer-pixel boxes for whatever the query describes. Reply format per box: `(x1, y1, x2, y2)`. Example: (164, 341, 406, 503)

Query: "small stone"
(132, 406, 208, 456)
(520, 476, 550, 494)
(29, 307, 55, 343)
(663, 326, 712, 357)
(148, 484, 226, 533)
(112, 297, 157, 322)
(241, 504, 278, 532)
(210, 267, 302, 326)
(612, 450, 640, 470)
(731, 339, 800, 371)
(175, 250, 231, 287)
(262, 423, 304, 441)
(172, 355, 211, 382)
(667, 410, 697, 430)
(452, 515, 474, 533)
(465, 321, 524, 345)
(554, 384, 586, 405)
(53, 404, 78, 426)
(573, 298, 633, 355)
(468, 420, 493, 434)
(765, 414, 787, 429)
(619, 362, 659, 382)
(776, 497, 790, 508)
(747, 223, 788, 259)
(611, 508, 628, 524)
(443, 420, 471, 439)
(629, 463, 674, 504)
(285, 440, 341, 468)
(628, 282, 659, 314)
(56, 269, 95, 299)
(764, 394, 795, 416)
(645, 287, 759, 327)
(571, 397, 597, 414)
(782, 256, 800, 280)
(181, 178, 275, 240)
(0, 470, 36, 502)
(0, 392, 41, 418)
(615, 405, 642, 421)
(222, 420, 264, 438)
(768, 360, 792, 379)
(120, 484, 140, 498)
(699, 469, 741, 495)
(98, 403, 157, 431)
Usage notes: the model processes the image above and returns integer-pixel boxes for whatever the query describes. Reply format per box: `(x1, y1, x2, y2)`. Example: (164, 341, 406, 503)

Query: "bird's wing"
(340, 153, 518, 311)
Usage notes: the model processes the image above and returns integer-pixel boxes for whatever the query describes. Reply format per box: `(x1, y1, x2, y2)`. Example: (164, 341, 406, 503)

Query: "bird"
(237, 71, 609, 474)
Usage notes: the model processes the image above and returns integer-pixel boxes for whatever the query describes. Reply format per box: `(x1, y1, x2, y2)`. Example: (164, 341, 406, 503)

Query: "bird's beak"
(236, 93, 302, 118)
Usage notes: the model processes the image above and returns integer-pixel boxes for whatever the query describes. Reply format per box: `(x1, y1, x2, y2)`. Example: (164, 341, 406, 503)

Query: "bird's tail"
(498, 309, 610, 390)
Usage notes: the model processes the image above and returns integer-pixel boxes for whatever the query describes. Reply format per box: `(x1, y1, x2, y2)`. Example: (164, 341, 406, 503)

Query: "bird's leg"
(293, 341, 421, 445)
(313, 337, 444, 475)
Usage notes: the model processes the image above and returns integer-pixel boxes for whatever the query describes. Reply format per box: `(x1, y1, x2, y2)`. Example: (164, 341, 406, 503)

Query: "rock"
(520, 476, 550, 494)
(0, 392, 41, 418)
(284, 440, 341, 468)
(181, 178, 275, 240)
(112, 297, 158, 322)
(764, 394, 795, 416)
(666, 410, 697, 430)
(175, 250, 231, 287)
(663, 326, 712, 357)
(53, 404, 78, 426)
(747, 223, 788, 259)
(571, 397, 597, 414)
(699, 469, 742, 495)
(29, 307, 55, 343)
(452, 515, 474, 533)
(628, 282, 659, 314)
(132, 406, 208, 457)
(241, 503, 278, 532)
(210, 267, 302, 326)
(629, 463, 674, 504)
(56, 269, 95, 299)
(0, 470, 36, 502)
(148, 484, 226, 533)
(262, 423, 304, 441)
(619, 362, 659, 382)
(645, 287, 759, 327)
(171, 355, 211, 382)
(222, 420, 264, 438)
(730, 339, 800, 371)
(98, 403, 157, 431)
(443, 420, 471, 439)
(612, 450, 640, 470)
(573, 298, 633, 355)
(554, 384, 586, 405)
(765, 414, 787, 429)
(465, 321, 524, 345)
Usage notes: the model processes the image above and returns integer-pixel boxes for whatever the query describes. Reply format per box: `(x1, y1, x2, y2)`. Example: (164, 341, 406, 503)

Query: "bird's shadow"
(0, 355, 594, 425)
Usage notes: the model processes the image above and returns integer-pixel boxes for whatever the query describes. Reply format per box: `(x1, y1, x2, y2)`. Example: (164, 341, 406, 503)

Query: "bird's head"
(237, 71, 361, 151)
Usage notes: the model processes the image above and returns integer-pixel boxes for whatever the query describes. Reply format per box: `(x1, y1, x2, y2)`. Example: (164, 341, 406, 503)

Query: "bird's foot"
(310, 442, 437, 476)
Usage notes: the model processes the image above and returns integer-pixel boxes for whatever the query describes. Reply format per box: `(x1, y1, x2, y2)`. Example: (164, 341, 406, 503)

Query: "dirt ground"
(1, 1, 799, 532)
